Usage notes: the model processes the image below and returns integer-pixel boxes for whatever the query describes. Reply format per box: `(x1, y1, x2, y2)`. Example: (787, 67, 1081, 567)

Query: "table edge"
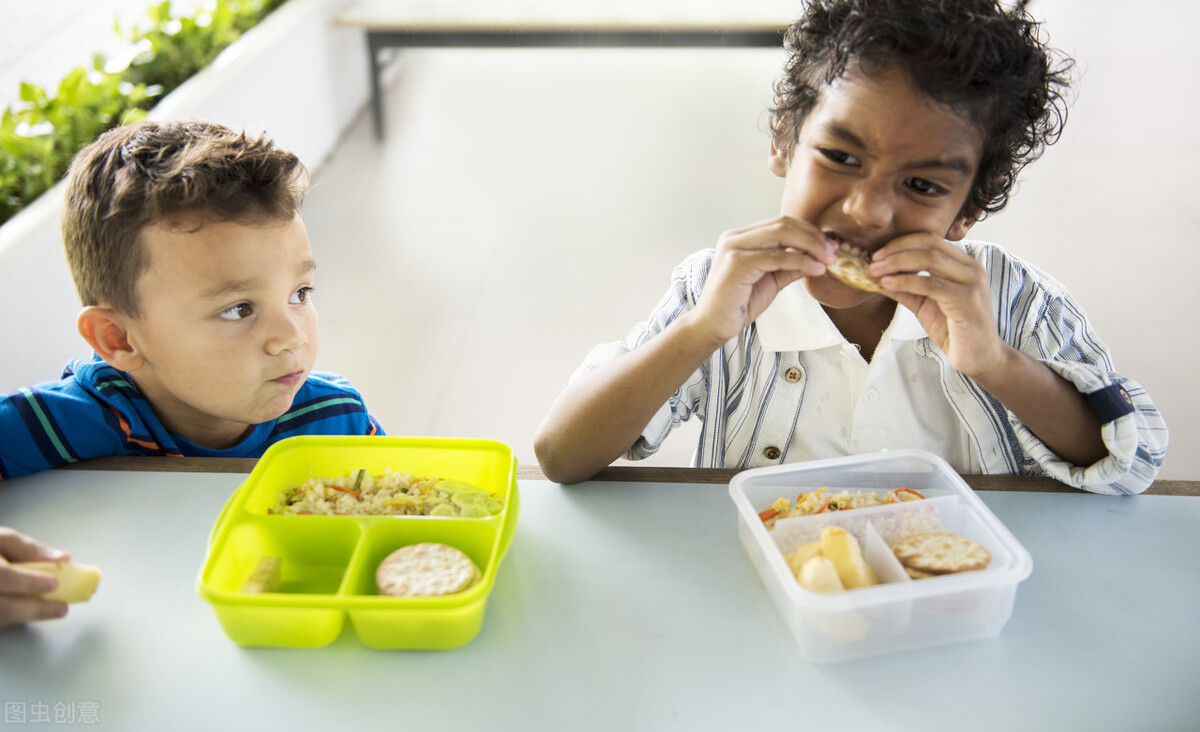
(51, 457, 1198, 495)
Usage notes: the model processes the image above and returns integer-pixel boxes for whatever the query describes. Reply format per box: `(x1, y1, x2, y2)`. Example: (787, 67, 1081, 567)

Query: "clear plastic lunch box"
(196, 436, 519, 649)
(729, 449, 1032, 663)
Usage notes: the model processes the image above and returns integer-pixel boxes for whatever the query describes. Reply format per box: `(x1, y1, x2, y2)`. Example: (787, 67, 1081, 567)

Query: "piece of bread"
(891, 533, 992, 574)
(819, 526, 879, 589)
(827, 248, 882, 292)
(375, 543, 481, 597)
(16, 561, 101, 603)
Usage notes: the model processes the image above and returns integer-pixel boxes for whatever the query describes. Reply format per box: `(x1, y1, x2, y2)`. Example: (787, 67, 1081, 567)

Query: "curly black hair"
(770, 0, 1074, 219)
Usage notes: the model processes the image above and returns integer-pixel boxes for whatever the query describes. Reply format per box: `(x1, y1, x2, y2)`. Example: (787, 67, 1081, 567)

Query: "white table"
(1, 466, 1197, 730)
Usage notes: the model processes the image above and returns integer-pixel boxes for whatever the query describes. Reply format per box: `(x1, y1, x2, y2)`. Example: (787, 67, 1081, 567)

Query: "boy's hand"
(0, 528, 69, 629)
(869, 233, 1006, 378)
(694, 216, 836, 345)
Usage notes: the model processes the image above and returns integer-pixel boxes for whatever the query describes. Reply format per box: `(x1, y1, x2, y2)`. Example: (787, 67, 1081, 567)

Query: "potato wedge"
(785, 541, 823, 579)
(798, 555, 845, 594)
(819, 526, 878, 589)
(240, 556, 283, 593)
(16, 561, 101, 603)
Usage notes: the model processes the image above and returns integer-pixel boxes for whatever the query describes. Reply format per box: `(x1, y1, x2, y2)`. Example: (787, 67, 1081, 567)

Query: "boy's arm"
(535, 216, 836, 484)
(870, 235, 1157, 479)
(535, 309, 723, 484)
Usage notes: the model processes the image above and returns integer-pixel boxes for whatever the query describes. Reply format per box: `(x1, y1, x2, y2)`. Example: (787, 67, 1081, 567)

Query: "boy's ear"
(77, 307, 144, 372)
(768, 138, 791, 178)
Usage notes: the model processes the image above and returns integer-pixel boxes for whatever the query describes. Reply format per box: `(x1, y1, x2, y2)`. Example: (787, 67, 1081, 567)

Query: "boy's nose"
(842, 178, 894, 231)
(265, 310, 309, 356)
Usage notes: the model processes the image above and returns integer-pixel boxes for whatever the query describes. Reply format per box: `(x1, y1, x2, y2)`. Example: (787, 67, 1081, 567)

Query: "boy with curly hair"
(1, 119, 382, 625)
(536, 0, 1168, 493)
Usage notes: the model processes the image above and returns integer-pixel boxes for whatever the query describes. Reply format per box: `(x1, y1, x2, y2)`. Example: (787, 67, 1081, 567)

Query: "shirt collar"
(753, 281, 928, 352)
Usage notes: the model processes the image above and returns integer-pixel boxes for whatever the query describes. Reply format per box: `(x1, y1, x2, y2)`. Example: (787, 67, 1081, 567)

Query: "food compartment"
(343, 520, 499, 649)
(236, 436, 515, 519)
(198, 516, 362, 647)
(729, 449, 1033, 663)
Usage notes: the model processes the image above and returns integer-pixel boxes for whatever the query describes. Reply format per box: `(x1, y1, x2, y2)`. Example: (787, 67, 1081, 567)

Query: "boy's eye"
(906, 177, 948, 196)
(290, 286, 315, 305)
(219, 303, 254, 321)
(820, 148, 859, 166)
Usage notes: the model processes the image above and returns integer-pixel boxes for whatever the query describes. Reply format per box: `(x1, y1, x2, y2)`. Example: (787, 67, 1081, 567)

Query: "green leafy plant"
(0, 0, 288, 226)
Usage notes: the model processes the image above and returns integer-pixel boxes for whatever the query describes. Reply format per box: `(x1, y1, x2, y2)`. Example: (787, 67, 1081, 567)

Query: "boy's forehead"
(804, 66, 984, 167)
(137, 214, 314, 283)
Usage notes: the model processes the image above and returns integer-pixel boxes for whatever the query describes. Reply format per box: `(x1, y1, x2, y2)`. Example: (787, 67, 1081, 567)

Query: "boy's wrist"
(674, 308, 733, 359)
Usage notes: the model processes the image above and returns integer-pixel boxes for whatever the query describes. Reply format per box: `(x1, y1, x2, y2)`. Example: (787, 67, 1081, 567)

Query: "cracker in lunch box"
(891, 533, 991, 574)
(376, 542, 481, 597)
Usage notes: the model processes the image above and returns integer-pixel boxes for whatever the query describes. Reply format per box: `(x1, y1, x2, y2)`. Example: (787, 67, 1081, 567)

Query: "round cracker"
(375, 543, 481, 597)
(891, 533, 992, 574)
(827, 249, 882, 292)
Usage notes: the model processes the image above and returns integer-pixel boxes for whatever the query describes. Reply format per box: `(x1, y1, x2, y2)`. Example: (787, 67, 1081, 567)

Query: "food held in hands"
(376, 543, 481, 597)
(827, 245, 882, 292)
(17, 561, 101, 603)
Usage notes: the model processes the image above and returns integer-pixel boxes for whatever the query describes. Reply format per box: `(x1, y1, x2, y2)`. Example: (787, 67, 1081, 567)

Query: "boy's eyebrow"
(826, 124, 975, 177)
(199, 258, 317, 300)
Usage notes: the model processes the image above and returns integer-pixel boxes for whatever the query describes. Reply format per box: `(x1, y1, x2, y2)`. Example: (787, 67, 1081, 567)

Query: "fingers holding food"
(13, 562, 101, 603)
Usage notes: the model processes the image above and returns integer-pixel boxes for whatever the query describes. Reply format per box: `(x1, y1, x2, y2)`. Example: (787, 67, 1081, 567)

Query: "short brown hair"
(61, 119, 309, 316)
(770, 0, 1073, 220)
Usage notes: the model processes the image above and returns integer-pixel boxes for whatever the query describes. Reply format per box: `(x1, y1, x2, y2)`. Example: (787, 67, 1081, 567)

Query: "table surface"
(2, 463, 1197, 730)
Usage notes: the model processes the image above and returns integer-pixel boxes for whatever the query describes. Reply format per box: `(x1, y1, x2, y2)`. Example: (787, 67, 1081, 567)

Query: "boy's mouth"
(271, 370, 306, 387)
(824, 229, 875, 257)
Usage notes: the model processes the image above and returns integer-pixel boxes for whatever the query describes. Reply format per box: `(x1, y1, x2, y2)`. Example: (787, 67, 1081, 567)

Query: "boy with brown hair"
(535, 0, 1168, 493)
(0, 119, 381, 625)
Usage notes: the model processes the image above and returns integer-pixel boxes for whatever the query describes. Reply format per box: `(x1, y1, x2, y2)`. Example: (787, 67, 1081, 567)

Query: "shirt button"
(783, 367, 802, 383)
(861, 388, 879, 404)
(763, 446, 781, 460)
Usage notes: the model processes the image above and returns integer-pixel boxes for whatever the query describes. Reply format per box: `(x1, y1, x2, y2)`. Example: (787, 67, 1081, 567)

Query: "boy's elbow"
(533, 431, 594, 485)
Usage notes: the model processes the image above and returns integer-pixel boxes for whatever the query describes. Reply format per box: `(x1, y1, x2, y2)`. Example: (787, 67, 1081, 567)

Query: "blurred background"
(0, 0, 1195, 479)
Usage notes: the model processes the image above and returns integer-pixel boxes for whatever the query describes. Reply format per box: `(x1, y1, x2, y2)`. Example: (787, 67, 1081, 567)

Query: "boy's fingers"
(719, 222, 835, 264)
(0, 597, 68, 629)
(0, 564, 60, 597)
(0, 528, 68, 564)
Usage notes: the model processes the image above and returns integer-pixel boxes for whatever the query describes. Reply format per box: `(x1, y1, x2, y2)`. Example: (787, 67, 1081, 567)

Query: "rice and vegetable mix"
(270, 469, 503, 517)
(758, 486, 925, 529)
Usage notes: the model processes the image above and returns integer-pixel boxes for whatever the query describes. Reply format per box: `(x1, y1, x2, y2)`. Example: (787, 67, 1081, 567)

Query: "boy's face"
(120, 215, 320, 448)
(769, 64, 983, 309)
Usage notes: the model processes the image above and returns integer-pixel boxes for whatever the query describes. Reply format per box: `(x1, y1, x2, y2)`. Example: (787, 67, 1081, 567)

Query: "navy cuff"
(1086, 384, 1135, 424)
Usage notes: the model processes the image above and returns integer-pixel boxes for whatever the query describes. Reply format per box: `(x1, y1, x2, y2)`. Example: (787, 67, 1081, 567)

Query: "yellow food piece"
(819, 526, 879, 589)
(798, 556, 845, 594)
(786, 541, 822, 579)
(17, 561, 101, 603)
(240, 556, 283, 593)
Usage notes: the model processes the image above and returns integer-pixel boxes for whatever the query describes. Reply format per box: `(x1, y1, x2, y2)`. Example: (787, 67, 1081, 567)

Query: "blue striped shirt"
(0, 356, 383, 480)
(577, 241, 1168, 495)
